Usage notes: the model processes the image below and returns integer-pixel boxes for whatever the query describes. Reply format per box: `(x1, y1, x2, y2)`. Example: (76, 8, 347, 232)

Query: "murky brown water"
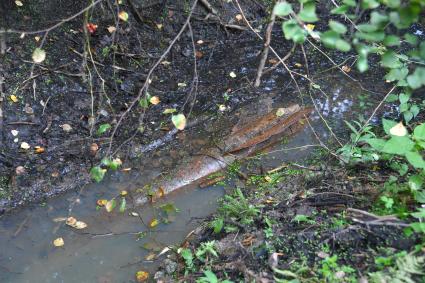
(0, 73, 387, 282)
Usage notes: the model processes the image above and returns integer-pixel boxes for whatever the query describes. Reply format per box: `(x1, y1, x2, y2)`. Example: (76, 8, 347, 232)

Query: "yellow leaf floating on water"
(149, 218, 159, 228)
(135, 270, 149, 282)
(105, 199, 116, 213)
(65, 216, 87, 229)
(97, 199, 107, 207)
(53, 237, 64, 247)
(10, 95, 18, 102)
(390, 122, 408, 136)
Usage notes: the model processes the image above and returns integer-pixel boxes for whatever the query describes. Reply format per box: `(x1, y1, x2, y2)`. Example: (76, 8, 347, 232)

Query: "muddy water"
(0, 73, 384, 282)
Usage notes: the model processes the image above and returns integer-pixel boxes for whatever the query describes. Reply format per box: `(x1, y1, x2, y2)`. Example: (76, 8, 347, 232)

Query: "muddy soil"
(0, 0, 389, 214)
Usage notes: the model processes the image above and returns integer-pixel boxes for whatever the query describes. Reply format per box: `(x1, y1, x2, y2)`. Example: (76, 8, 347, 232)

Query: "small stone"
(20, 142, 30, 150)
(163, 259, 177, 275)
(153, 271, 165, 280)
(15, 166, 26, 175)
(24, 104, 34, 114)
(61, 124, 72, 132)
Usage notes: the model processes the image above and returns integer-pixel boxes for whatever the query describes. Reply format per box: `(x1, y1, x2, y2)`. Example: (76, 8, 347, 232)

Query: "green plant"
(292, 214, 316, 225)
(195, 241, 218, 262)
(319, 255, 356, 282)
(218, 188, 260, 230)
(196, 270, 233, 283)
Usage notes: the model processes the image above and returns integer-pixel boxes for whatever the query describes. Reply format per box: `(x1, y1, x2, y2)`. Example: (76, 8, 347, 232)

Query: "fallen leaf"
(52, 217, 67, 222)
(177, 82, 187, 87)
(15, 0, 23, 6)
(105, 199, 116, 213)
(20, 142, 30, 150)
(197, 39, 204, 44)
(90, 143, 99, 155)
(120, 190, 128, 197)
(53, 237, 64, 247)
(32, 48, 46, 63)
(135, 270, 149, 282)
(160, 60, 171, 65)
(121, 167, 132, 172)
(294, 63, 302, 67)
(145, 253, 156, 261)
(149, 96, 160, 105)
(13, 138, 19, 143)
(97, 199, 108, 207)
(107, 26, 116, 33)
(118, 11, 129, 22)
(163, 108, 176, 114)
(157, 187, 165, 198)
(171, 114, 186, 130)
(11, 130, 19, 136)
(229, 71, 237, 78)
(235, 14, 243, 21)
(195, 50, 203, 58)
(390, 122, 408, 136)
(342, 65, 351, 73)
(34, 146, 45, 154)
(130, 212, 139, 217)
(275, 108, 286, 117)
(66, 217, 77, 226)
(149, 218, 159, 228)
(218, 104, 226, 112)
(156, 23, 163, 30)
(10, 95, 18, 102)
(74, 221, 87, 229)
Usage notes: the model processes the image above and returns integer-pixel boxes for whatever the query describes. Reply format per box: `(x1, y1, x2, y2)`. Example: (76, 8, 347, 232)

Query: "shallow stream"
(0, 73, 386, 282)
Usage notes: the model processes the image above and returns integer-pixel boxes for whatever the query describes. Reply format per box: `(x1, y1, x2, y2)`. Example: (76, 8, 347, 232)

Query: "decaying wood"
(133, 104, 312, 206)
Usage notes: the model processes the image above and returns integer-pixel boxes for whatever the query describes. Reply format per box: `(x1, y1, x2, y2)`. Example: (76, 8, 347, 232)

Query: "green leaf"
(320, 30, 339, 48)
(414, 124, 425, 141)
(411, 208, 425, 219)
(382, 118, 398, 135)
(357, 54, 368, 72)
(343, 0, 356, 7)
(383, 35, 400, 46)
(298, 2, 318, 22)
(282, 20, 306, 43)
(405, 151, 425, 169)
(97, 123, 111, 135)
(419, 42, 425, 60)
(203, 270, 218, 283)
(273, 2, 293, 16)
(384, 67, 408, 82)
(399, 92, 410, 104)
(407, 67, 425, 89)
(408, 175, 423, 191)
(370, 11, 388, 26)
(331, 4, 349, 14)
(139, 97, 148, 108)
(90, 166, 106, 182)
(414, 190, 425, 203)
(361, 0, 380, 9)
(381, 136, 414, 155)
(410, 222, 425, 233)
(404, 33, 418, 45)
(365, 138, 386, 151)
(403, 111, 413, 124)
(383, 0, 400, 8)
(171, 114, 187, 130)
(411, 105, 420, 118)
(355, 31, 385, 42)
(119, 197, 126, 213)
(329, 20, 347, 34)
(380, 51, 402, 68)
(385, 94, 398, 102)
(335, 39, 351, 52)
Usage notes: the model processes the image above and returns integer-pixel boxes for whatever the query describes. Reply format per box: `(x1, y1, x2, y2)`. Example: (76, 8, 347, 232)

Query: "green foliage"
(319, 255, 356, 282)
(97, 123, 111, 135)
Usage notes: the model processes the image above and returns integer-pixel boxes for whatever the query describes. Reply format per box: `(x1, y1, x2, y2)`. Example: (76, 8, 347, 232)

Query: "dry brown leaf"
(34, 146, 45, 154)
